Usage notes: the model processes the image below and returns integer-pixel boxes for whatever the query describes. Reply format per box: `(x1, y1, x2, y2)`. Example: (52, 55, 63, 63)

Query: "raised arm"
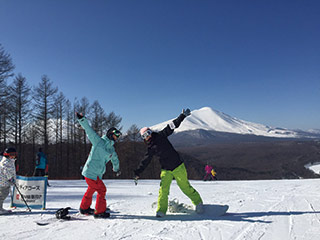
(76, 113, 101, 146)
(159, 108, 191, 137)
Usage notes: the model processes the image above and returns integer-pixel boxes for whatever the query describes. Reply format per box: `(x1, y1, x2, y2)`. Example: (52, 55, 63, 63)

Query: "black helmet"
(3, 147, 17, 157)
(107, 127, 122, 140)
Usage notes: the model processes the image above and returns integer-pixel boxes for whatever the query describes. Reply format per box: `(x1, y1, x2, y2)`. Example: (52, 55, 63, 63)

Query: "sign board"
(11, 175, 48, 209)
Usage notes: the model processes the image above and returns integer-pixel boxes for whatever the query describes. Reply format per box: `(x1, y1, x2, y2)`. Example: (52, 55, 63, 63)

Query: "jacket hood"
(102, 135, 114, 146)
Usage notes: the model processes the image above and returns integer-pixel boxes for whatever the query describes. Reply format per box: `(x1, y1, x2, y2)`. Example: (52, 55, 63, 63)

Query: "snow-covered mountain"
(151, 107, 319, 139)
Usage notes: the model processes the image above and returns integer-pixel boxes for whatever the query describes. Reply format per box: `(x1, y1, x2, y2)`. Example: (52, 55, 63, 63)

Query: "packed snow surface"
(1, 179, 320, 240)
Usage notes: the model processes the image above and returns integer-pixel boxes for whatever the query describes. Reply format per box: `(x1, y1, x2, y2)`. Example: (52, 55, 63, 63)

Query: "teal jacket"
(36, 152, 47, 170)
(78, 117, 120, 180)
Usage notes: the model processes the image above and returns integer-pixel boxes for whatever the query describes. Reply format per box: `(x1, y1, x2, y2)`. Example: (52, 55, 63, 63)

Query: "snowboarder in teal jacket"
(76, 112, 121, 219)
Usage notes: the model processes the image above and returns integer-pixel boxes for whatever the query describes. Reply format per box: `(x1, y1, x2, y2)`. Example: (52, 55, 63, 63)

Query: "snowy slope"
(1, 179, 320, 240)
(151, 107, 310, 138)
(305, 162, 320, 175)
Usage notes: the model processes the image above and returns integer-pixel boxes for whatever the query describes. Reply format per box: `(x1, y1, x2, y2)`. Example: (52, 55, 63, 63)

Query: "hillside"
(177, 140, 320, 180)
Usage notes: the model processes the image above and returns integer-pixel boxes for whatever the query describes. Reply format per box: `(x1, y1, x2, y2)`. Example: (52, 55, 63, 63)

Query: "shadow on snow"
(114, 204, 320, 223)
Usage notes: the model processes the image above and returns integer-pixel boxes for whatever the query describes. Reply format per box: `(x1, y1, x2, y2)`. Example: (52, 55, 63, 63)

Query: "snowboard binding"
(55, 207, 71, 220)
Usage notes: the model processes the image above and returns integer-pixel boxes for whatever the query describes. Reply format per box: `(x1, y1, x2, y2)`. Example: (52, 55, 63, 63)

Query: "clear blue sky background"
(0, 0, 319, 132)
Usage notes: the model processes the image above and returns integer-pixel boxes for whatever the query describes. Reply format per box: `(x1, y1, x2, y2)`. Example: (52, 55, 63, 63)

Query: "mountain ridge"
(150, 107, 320, 140)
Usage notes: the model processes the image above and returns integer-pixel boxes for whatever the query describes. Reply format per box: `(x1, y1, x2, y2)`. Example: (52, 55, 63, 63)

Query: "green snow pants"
(157, 163, 202, 214)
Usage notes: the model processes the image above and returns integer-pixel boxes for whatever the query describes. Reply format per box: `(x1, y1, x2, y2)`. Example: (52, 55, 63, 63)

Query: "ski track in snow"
(1, 179, 320, 240)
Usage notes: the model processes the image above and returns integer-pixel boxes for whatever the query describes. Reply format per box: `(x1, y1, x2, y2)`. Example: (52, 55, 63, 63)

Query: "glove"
(116, 170, 121, 177)
(8, 177, 15, 185)
(76, 112, 84, 119)
(182, 108, 191, 117)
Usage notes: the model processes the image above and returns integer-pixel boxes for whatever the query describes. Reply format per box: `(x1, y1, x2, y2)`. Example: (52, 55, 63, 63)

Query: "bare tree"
(7, 74, 31, 171)
(53, 92, 66, 177)
(0, 44, 15, 81)
(0, 44, 15, 149)
(65, 99, 73, 177)
(8, 74, 31, 144)
(125, 124, 140, 142)
(33, 75, 58, 152)
(90, 100, 106, 136)
(104, 111, 122, 131)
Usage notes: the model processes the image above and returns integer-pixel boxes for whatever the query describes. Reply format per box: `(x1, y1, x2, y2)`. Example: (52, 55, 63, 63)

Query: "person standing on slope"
(134, 108, 203, 217)
(203, 164, 217, 181)
(0, 147, 17, 215)
(76, 112, 121, 219)
(34, 148, 48, 177)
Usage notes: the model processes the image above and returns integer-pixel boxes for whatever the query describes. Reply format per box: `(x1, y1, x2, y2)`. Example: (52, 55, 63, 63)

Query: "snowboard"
(153, 199, 229, 217)
(0, 209, 13, 215)
(203, 204, 229, 217)
(0, 207, 31, 215)
(35, 207, 113, 226)
(35, 212, 90, 226)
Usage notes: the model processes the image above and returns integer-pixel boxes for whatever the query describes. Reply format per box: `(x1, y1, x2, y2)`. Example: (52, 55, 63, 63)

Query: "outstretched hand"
(76, 112, 84, 119)
(182, 108, 191, 117)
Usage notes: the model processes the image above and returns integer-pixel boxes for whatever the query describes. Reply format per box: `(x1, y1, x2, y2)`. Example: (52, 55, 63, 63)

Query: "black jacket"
(134, 113, 186, 176)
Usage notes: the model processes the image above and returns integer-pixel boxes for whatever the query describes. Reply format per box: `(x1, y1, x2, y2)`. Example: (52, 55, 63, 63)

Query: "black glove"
(76, 112, 84, 119)
(182, 108, 191, 117)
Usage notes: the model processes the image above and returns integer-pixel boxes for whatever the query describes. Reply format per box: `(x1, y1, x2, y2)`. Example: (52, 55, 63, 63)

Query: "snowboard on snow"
(0, 207, 32, 215)
(154, 199, 229, 217)
(35, 207, 113, 226)
(203, 204, 229, 217)
(35, 212, 89, 226)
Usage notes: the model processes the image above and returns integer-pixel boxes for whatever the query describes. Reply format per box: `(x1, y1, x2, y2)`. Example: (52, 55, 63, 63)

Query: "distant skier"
(34, 148, 50, 186)
(134, 108, 203, 217)
(203, 164, 217, 181)
(76, 112, 121, 219)
(0, 147, 17, 215)
(211, 168, 217, 180)
(34, 148, 48, 176)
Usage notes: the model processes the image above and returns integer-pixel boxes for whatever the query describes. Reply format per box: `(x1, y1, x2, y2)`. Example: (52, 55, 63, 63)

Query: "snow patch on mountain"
(151, 107, 301, 138)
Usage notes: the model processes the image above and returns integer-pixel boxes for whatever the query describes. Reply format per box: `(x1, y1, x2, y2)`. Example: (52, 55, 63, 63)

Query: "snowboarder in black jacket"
(134, 108, 203, 217)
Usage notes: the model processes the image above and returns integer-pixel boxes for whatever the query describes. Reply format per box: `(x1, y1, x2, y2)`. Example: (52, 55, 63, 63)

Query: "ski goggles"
(4, 152, 17, 158)
(112, 129, 122, 138)
(141, 129, 152, 140)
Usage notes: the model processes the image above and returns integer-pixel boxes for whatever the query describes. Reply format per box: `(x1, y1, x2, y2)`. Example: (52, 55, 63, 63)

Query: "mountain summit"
(151, 107, 316, 139)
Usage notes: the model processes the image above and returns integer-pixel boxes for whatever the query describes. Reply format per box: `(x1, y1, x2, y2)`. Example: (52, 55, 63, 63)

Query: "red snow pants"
(80, 177, 107, 214)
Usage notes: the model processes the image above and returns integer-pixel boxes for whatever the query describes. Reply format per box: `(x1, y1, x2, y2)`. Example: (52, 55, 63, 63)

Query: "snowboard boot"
(0, 208, 12, 215)
(156, 211, 165, 218)
(195, 202, 204, 214)
(94, 211, 110, 219)
(79, 207, 94, 215)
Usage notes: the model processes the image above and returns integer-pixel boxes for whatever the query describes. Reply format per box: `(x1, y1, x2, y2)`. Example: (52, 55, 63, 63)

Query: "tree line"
(0, 43, 163, 179)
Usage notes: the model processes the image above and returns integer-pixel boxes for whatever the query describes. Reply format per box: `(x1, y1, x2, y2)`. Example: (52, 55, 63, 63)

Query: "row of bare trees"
(0, 43, 149, 179)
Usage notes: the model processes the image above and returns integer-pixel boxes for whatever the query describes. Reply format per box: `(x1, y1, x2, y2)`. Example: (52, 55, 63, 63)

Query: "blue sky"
(0, 0, 319, 131)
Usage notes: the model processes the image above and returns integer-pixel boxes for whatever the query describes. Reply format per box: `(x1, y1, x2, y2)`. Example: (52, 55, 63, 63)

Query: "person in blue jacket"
(76, 112, 121, 219)
(34, 148, 48, 177)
